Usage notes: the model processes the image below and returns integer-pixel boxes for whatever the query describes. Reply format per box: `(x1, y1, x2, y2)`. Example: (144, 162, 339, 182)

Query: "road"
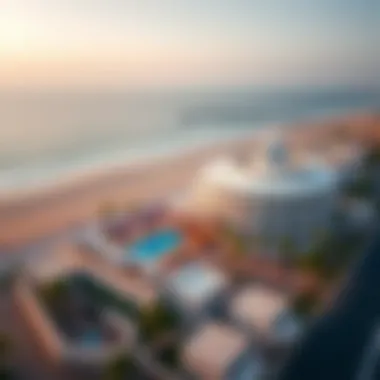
(355, 324, 380, 380)
(279, 231, 380, 380)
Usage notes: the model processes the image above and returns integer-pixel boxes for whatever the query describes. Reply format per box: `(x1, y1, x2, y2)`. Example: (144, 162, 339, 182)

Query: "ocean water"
(0, 87, 379, 195)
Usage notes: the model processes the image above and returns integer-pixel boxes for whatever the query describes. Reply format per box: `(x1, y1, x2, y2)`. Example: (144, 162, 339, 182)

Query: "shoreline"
(0, 110, 379, 251)
(0, 105, 376, 204)
(0, 128, 262, 205)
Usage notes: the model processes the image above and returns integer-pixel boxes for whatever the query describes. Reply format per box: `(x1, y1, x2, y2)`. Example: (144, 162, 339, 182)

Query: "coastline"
(0, 110, 379, 251)
(0, 127, 262, 204)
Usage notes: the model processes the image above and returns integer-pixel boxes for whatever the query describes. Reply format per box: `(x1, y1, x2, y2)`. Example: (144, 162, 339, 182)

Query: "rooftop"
(230, 285, 287, 333)
(196, 157, 336, 197)
(165, 262, 227, 308)
(181, 322, 249, 378)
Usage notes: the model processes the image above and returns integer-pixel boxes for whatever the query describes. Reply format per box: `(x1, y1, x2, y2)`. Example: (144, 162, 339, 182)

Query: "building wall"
(13, 280, 64, 363)
(187, 162, 341, 253)
(225, 189, 337, 253)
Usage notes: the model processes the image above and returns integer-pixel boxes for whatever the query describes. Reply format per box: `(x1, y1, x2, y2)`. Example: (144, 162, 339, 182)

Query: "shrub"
(138, 302, 179, 342)
(158, 343, 180, 368)
(291, 291, 319, 318)
(0, 367, 14, 380)
(39, 279, 71, 309)
(0, 333, 11, 361)
(104, 354, 138, 380)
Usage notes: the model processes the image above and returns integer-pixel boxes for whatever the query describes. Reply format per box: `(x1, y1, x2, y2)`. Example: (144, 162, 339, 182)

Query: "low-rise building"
(159, 261, 229, 318)
(181, 322, 264, 380)
(229, 284, 302, 346)
(13, 244, 156, 368)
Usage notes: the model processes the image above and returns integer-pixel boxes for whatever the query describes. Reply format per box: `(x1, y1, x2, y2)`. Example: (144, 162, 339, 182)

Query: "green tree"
(0, 333, 11, 362)
(278, 236, 297, 267)
(104, 354, 138, 380)
(138, 302, 179, 342)
(291, 291, 319, 319)
(297, 249, 325, 277)
(364, 145, 380, 168)
(232, 231, 248, 258)
(297, 234, 341, 281)
(344, 176, 373, 199)
(158, 342, 180, 368)
(0, 333, 14, 380)
(39, 279, 70, 309)
(0, 367, 15, 380)
(219, 223, 247, 258)
(249, 234, 263, 252)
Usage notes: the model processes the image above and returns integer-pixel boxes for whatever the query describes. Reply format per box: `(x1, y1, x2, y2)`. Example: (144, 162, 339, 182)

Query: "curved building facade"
(183, 136, 339, 252)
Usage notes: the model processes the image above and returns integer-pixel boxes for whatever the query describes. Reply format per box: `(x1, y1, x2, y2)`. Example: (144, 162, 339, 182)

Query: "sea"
(0, 86, 379, 196)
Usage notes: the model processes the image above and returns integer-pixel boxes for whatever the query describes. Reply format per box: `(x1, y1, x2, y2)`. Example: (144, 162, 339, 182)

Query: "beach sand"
(0, 111, 379, 251)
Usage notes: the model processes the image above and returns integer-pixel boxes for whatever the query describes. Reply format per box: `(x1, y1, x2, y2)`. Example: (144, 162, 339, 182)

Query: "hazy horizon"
(1, 0, 379, 90)
(0, 0, 379, 193)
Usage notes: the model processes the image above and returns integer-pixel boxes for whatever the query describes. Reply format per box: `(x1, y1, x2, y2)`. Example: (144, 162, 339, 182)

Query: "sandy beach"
(0, 111, 379, 252)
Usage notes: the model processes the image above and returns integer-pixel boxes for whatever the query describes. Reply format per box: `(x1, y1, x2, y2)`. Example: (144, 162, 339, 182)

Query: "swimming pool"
(126, 229, 182, 266)
(78, 329, 103, 347)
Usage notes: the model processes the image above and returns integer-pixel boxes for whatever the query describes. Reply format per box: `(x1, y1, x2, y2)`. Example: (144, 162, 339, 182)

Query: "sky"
(0, 0, 379, 90)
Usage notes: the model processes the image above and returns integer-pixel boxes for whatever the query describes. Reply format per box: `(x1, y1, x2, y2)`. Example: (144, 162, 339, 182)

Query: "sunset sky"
(1, 0, 379, 90)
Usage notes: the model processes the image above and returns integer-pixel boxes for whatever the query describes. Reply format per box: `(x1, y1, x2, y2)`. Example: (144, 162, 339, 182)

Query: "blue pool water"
(79, 329, 103, 347)
(126, 229, 182, 265)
